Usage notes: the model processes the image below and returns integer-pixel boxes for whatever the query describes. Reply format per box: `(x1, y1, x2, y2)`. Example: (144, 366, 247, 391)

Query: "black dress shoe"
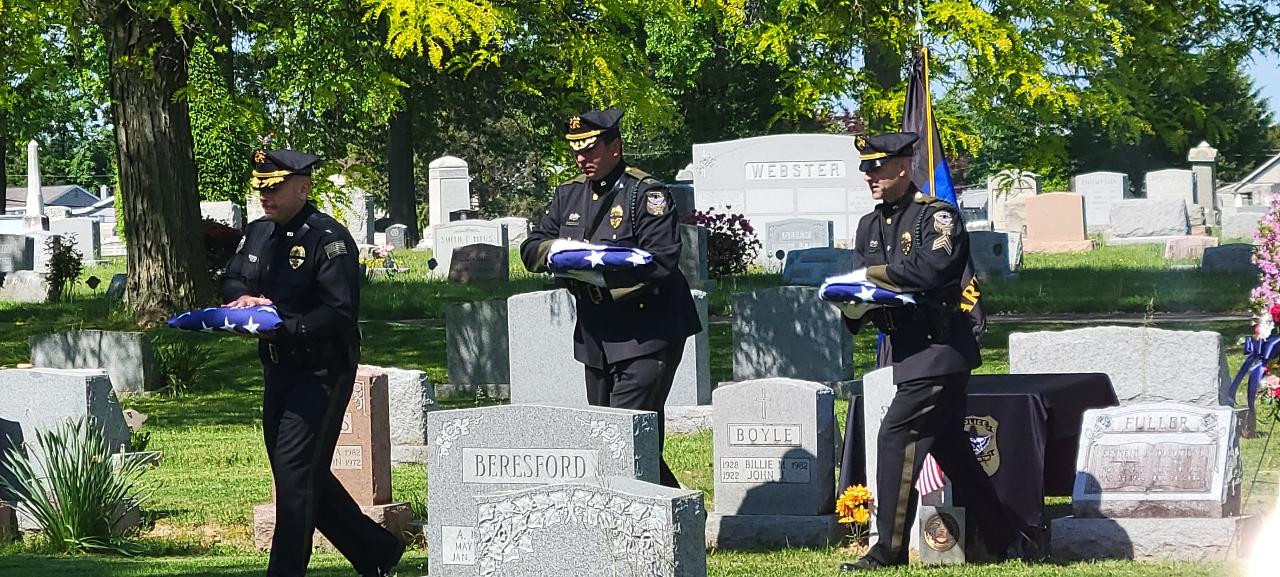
(838, 556, 890, 571)
(361, 539, 406, 577)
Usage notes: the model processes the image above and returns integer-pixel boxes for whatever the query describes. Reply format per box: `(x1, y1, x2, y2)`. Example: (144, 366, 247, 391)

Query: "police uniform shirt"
(851, 186, 980, 382)
(520, 162, 701, 368)
(221, 203, 360, 346)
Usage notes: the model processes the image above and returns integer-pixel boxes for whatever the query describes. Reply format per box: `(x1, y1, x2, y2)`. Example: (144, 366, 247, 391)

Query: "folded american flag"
(167, 306, 283, 335)
(818, 271, 918, 305)
(547, 240, 653, 272)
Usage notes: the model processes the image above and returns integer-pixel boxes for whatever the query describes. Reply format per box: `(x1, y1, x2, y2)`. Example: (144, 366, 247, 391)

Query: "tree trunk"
(0, 112, 7, 215)
(862, 35, 906, 131)
(85, 0, 211, 326)
(388, 105, 417, 245)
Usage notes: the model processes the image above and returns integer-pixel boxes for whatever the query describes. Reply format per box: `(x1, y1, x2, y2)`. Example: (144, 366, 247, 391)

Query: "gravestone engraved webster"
(508, 290, 584, 406)
(448, 243, 509, 283)
(732, 287, 852, 382)
(0, 234, 34, 272)
(429, 156, 472, 230)
(1145, 169, 1197, 206)
(781, 247, 857, 287)
(473, 478, 707, 577)
(426, 404, 660, 577)
(444, 300, 510, 399)
(1024, 193, 1092, 253)
(706, 378, 840, 549)
(385, 224, 408, 250)
(48, 218, 101, 262)
(763, 218, 833, 266)
(1052, 402, 1255, 562)
(1009, 327, 1229, 405)
(1071, 171, 1128, 232)
(29, 330, 159, 395)
(432, 220, 507, 278)
(691, 134, 872, 249)
(988, 170, 1040, 232)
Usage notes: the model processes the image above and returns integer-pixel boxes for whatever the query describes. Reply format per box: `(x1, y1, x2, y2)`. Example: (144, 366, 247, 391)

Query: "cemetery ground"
(0, 243, 1275, 576)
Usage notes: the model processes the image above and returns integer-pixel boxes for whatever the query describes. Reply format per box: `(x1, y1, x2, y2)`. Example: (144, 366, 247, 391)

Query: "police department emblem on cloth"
(567, 212, 581, 226)
(855, 135, 868, 150)
(932, 212, 955, 255)
(901, 232, 912, 255)
(646, 190, 668, 216)
(924, 512, 961, 552)
(288, 245, 306, 269)
(609, 204, 623, 229)
(966, 415, 1000, 476)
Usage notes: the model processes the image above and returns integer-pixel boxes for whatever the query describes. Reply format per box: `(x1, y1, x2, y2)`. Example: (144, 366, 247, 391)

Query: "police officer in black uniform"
(836, 133, 1016, 571)
(520, 108, 702, 488)
(222, 149, 404, 577)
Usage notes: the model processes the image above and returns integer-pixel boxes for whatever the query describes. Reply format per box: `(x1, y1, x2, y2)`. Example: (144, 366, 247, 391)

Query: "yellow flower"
(836, 484, 873, 518)
(852, 506, 871, 525)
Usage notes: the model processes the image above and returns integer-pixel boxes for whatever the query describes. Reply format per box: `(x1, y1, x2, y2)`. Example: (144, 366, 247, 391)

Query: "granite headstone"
(29, 330, 160, 395)
(732, 287, 852, 382)
(447, 243, 509, 283)
(445, 300, 510, 392)
(781, 247, 858, 286)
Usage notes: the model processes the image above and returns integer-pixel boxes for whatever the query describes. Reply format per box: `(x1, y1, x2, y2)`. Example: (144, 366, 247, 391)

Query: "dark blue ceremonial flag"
(168, 306, 283, 335)
(819, 276, 918, 306)
(547, 243, 653, 272)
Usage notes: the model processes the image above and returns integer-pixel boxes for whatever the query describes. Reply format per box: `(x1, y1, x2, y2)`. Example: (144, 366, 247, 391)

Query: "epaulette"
(625, 166, 658, 183)
(570, 174, 587, 184)
(914, 191, 941, 205)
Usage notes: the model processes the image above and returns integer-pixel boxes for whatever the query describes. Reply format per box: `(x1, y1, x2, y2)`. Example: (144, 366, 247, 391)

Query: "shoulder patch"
(645, 189, 669, 216)
(324, 240, 349, 259)
(931, 211, 956, 255)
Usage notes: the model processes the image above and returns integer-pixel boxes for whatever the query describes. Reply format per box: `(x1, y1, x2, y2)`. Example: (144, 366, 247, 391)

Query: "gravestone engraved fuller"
(448, 243, 509, 283)
(432, 220, 507, 278)
(763, 218, 833, 265)
(732, 287, 852, 382)
(426, 404, 660, 577)
(691, 134, 872, 249)
(473, 478, 707, 577)
(706, 378, 840, 549)
(1071, 171, 1128, 232)
(445, 300, 511, 392)
(1072, 402, 1240, 518)
(1145, 169, 1197, 206)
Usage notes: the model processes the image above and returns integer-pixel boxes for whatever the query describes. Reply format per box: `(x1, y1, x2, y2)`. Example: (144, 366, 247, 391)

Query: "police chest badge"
(288, 245, 306, 269)
(645, 190, 668, 216)
(932, 211, 955, 255)
(609, 204, 623, 229)
(965, 415, 1000, 476)
(901, 232, 913, 255)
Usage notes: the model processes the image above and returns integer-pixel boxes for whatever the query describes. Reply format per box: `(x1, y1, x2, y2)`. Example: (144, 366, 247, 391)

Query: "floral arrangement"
(360, 243, 396, 271)
(836, 484, 874, 546)
(1243, 198, 1280, 422)
(679, 207, 761, 277)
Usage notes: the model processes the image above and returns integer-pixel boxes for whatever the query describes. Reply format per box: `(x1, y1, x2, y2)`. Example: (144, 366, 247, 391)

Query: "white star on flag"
(626, 251, 649, 266)
(243, 316, 261, 334)
(258, 306, 276, 313)
(200, 321, 214, 332)
(174, 312, 191, 320)
(586, 251, 606, 268)
(895, 294, 916, 304)
(221, 318, 237, 331)
(857, 286, 878, 301)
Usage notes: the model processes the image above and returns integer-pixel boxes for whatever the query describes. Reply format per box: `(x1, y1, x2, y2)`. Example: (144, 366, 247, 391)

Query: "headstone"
(429, 156, 471, 229)
(0, 234, 34, 272)
(1163, 236, 1218, 260)
(732, 287, 852, 382)
(48, 218, 101, 262)
(763, 218, 834, 266)
(705, 378, 840, 549)
(691, 134, 871, 248)
(781, 247, 858, 286)
(0, 271, 49, 303)
(106, 273, 126, 301)
(473, 478, 707, 577)
(1108, 199, 1189, 239)
(988, 170, 1039, 231)
(1009, 327, 1230, 405)
(24, 140, 48, 232)
(668, 183, 696, 217)
(919, 506, 966, 565)
(494, 216, 530, 246)
(1072, 402, 1240, 518)
(43, 206, 71, 220)
(1219, 209, 1265, 242)
(0, 417, 24, 506)
(426, 404, 660, 577)
(323, 180, 375, 245)
(1071, 171, 1128, 232)
(675, 164, 695, 182)
(969, 231, 1022, 278)
(29, 330, 160, 395)
(1201, 244, 1257, 274)
(1188, 142, 1219, 219)
(362, 365, 435, 465)
(432, 220, 507, 278)
(1023, 193, 1093, 253)
(860, 366, 922, 552)
(200, 201, 245, 230)
(669, 291, 711, 407)
(445, 300, 510, 391)
(26, 231, 63, 274)
(450, 209, 479, 222)
(0, 502, 14, 543)
(385, 224, 409, 250)
(960, 187, 989, 213)
(1003, 197, 1028, 234)
(679, 224, 709, 289)
(508, 290, 585, 406)
(1145, 169, 1197, 206)
(246, 199, 266, 223)
(447, 244, 509, 283)
(332, 368, 392, 505)
(0, 368, 131, 470)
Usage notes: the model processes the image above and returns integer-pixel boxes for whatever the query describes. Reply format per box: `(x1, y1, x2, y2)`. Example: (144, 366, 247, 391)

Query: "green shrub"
(45, 234, 84, 302)
(153, 339, 216, 395)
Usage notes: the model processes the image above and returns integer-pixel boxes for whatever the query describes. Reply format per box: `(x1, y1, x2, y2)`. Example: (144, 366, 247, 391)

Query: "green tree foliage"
(187, 38, 254, 203)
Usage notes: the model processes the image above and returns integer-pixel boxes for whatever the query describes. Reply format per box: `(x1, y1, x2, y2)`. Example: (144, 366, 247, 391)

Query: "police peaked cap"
(250, 149, 322, 190)
(855, 132, 918, 172)
(564, 108, 624, 152)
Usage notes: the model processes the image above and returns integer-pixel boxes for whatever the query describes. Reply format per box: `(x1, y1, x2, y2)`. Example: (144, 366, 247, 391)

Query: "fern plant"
(0, 417, 150, 555)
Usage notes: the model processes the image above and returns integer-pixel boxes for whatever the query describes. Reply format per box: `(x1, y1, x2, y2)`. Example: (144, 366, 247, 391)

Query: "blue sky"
(1247, 50, 1280, 118)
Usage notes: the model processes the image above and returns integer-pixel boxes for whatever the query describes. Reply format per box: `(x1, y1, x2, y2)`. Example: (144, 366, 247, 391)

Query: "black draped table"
(837, 372, 1118, 530)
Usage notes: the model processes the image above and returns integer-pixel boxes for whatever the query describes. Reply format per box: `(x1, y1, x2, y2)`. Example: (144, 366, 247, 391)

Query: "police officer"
(520, 108, 702, 488)
(222, 149, 404, 577)
(836, 133, 1016, 571)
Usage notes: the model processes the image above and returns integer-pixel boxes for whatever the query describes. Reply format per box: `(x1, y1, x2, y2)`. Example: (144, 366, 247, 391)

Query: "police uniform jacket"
(850, 184, 980, 382)
(221, 203, 361, 367)
(520, 163, 702, 368)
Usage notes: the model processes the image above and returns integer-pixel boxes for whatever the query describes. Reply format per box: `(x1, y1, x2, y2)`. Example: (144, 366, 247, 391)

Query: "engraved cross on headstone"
(758, 389, 769, 420)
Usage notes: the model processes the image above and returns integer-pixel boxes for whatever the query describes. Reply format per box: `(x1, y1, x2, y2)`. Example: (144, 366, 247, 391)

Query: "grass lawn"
(0, 244, 1273, 575)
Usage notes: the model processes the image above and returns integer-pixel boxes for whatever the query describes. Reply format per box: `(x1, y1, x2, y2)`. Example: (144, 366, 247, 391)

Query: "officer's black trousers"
(584, 340, 685, 488)
(262, 361, 399, 577)
(866, 371, 1014, 566)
